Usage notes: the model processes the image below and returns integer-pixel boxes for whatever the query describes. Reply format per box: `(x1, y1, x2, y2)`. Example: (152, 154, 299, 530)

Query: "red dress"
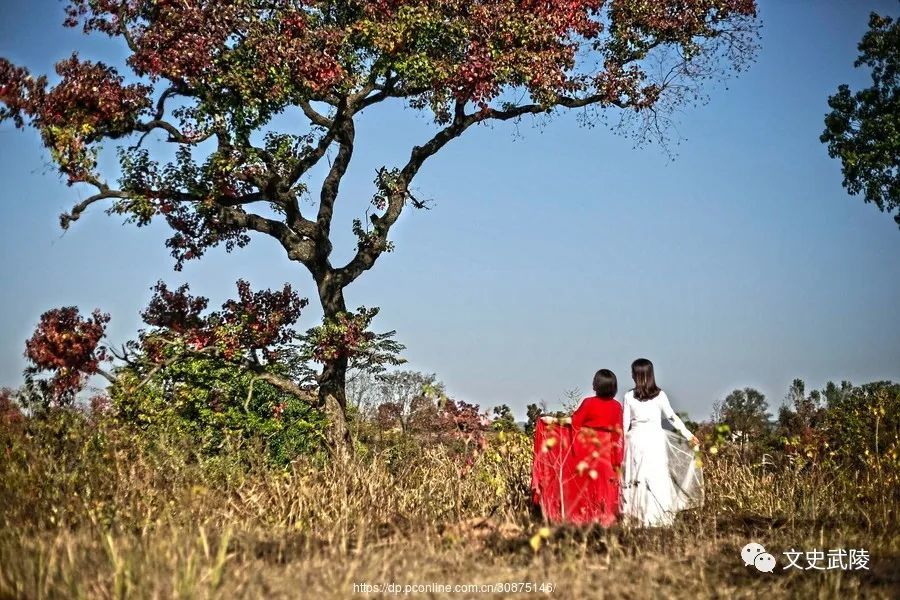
(531, 397, 624, 526)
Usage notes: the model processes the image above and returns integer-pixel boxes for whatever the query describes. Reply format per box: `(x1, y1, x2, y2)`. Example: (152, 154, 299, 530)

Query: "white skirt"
(622, 428, 704, 527)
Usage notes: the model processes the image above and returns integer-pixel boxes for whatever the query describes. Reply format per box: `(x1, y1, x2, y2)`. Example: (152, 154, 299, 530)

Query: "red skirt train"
(531, 405, 623, 526)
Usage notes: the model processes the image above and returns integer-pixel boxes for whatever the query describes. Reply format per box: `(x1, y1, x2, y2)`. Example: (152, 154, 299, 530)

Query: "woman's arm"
(613, 404, 625, 466)
(622, 394, 631, 434)
(659, 392, 696, 443)
(571, 401, 586, 429)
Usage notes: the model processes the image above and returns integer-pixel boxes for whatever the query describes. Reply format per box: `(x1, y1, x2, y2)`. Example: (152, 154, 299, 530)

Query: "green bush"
(821, 381, 900, 468)
(110, 356, 327, 466)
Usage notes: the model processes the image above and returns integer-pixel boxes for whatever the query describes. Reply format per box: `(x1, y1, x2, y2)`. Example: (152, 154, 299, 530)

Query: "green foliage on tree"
(821, 11, 900, 226)
(820, 380, 900, 470)
(717, 388, 771, 435)
(715, 387, 772, 458)
(491, 404, 518, 433)
(742, 379, 900, 471)
(111, 355, 327, 465)
(525, 403, 543, 437)
(16, 280, 404, 465)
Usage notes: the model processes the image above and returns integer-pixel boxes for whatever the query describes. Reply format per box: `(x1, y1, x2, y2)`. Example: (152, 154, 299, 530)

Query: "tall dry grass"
(1, 412, 897, 599)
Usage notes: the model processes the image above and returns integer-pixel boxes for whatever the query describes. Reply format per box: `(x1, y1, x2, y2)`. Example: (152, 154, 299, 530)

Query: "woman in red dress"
(532, 369, 624, 526)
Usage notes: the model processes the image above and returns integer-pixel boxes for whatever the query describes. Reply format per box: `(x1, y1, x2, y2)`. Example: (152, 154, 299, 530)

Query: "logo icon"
(741, 542, 776, 573)
(741, 542, 766, 566)
(754, 552, 777, 573)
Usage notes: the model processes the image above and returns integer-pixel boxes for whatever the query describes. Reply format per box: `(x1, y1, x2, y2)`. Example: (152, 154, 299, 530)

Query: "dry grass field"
(1, 410, 898, 600)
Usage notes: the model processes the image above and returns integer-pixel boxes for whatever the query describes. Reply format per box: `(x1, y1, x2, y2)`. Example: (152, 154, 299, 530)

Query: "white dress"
(621, 390, 703, 527)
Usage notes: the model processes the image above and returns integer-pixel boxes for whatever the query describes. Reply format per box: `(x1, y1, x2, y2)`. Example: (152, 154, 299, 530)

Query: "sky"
(1, 0, 898, 421)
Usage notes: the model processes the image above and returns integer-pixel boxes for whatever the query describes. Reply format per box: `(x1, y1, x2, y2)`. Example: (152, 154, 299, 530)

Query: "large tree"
(0, 0, 758, 445)
(821, 11, 900, 227)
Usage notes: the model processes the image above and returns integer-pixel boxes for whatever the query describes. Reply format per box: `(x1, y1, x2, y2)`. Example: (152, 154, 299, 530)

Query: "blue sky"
(1, 0, 898, 420)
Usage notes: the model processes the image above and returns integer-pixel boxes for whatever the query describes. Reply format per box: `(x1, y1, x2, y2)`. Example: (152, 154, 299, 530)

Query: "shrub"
(110, 356, 327, 465)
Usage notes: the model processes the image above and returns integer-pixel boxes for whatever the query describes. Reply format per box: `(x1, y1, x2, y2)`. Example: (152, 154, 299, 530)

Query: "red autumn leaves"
(24, 307, 110, 400)
(40, 56, 150, 138)
(66, 1, 347, 96)
(22, 280, 308, 403)
(0, 0, 758, 285)
(141, 280, 307, 362)
(308, 309, 378, 363)
(21, 278, 397, 404)
(0, 54, 150, 184)
(2, 0, 761, 137)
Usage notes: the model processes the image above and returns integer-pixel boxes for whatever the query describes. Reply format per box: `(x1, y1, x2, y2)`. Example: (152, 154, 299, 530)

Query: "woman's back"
(572, 395, 622, 430)
(624, 390, 666, 432)
(624, 389, 695, 440)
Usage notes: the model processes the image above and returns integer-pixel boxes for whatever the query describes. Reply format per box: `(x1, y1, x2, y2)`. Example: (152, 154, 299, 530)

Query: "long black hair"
(631, 358, 661, 400)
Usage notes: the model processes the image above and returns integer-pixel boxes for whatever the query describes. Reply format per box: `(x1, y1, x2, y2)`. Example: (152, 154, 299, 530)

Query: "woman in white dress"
(621, 358, 703, 527)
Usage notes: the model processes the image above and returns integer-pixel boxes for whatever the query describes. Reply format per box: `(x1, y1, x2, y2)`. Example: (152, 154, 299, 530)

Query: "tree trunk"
(317, 271, 352, 454)
(319, 353, 351, 453)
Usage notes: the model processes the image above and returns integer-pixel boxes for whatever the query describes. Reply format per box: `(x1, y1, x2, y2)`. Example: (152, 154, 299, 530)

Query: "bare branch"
(299, 100, 333, 128)
(336, 101, 476, 284)
(95, 367, 118, 385)
(240, 362, 319, 406)
(355, 70, 434, 112)
(287, 127, 339, 186)
(316, 119, 355, 250)
(60, 185, 129, 229)
(218, 205, 316, 264)
(134, 119, 213, 145)
(335, 94, 629, 284)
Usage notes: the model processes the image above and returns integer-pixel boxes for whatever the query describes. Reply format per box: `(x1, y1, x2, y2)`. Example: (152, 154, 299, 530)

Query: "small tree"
(20, 280, 400, 458)
(0, 389, 24, 427)
(821, 11, 900, 227)
(371, 370, 440, 434)
(23, 307, 113, 410)
(821, 380, 900, 469)
(776, 378, 826, 463)
(525, 403, 543, 436)
(718, 387, 771, 458)
(0, 0, 759, 445)
(491, 404, 518, 432)
(677, 411, 700, 434)
(783, 378, 822, 429)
